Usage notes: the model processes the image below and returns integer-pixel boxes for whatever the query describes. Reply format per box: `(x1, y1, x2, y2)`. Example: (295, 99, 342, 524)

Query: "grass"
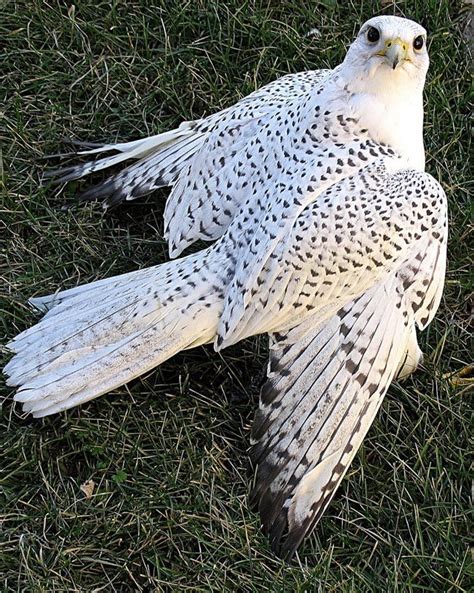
(1, 0, 472, 591)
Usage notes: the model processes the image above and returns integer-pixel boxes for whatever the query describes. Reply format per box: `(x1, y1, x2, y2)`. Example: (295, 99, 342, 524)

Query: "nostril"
(387, 41, 392, 47)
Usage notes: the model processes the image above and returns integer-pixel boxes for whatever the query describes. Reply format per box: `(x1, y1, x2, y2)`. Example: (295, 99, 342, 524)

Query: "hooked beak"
(376, 38, 409, 70)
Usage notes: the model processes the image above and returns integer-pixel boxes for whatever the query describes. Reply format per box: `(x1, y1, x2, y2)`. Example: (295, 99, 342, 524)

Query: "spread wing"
(47, 70, 330, 254)
(242, 166, 448, 558)
(250, 277, 413, 558)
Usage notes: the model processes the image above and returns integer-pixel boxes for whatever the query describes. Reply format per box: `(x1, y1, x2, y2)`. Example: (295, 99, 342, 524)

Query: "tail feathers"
(5, 256, 222, 416)
(4, 296, 166, 386)
(6, 267, 157, 354)
(28, 264, 153, 313)
(45, 123, 207, 207)
(13, 319, 212, 418)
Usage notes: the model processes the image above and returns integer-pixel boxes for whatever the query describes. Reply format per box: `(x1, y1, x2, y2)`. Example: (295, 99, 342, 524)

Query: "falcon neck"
(333, 68, 426, 171)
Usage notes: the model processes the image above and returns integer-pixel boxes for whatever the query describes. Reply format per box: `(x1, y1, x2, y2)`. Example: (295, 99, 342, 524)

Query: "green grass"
(1, 0, 472, 591)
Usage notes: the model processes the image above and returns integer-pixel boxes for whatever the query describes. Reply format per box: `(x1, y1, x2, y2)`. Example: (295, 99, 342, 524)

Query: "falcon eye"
(366, 27, 380, 43)
(413, 35, 424, 50)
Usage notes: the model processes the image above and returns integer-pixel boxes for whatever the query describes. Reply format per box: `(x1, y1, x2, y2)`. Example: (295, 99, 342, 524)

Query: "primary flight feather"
(4, 15, 448, 558)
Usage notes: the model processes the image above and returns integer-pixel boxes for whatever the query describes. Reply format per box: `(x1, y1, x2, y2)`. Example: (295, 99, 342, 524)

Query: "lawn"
(1, 0, 472, 591)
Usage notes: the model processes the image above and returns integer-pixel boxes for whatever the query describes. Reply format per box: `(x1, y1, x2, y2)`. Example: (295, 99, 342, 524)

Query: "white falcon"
(4, 16, 448, 558)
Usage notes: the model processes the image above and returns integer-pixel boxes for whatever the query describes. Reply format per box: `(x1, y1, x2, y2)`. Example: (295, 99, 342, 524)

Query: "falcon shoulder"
(216, 162, 447, 349)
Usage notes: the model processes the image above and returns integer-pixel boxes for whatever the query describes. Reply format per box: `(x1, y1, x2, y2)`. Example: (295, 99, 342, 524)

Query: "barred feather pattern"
(251, 276, 424, 556)
(5, 15, 448, 559)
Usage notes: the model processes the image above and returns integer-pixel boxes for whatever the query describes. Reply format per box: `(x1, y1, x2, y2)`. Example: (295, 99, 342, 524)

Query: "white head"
(342, 15, 429, 92)
(339, 16, 429, 171)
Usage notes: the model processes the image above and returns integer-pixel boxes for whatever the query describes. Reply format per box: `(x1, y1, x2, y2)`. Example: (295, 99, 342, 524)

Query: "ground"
(1, 1, 472, 591)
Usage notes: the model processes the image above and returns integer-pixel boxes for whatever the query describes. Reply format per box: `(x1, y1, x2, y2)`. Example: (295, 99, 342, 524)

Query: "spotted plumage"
(4, 15, 448, 558)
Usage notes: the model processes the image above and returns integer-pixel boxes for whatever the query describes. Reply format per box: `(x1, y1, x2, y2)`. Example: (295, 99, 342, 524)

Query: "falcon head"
(339, 16, 429, 171)
(343, 15, 429, 86)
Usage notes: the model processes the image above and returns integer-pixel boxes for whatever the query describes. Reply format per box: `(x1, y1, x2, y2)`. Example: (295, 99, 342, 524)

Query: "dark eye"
(366, 26, 380, 43)
(413, 35, 424, 50)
